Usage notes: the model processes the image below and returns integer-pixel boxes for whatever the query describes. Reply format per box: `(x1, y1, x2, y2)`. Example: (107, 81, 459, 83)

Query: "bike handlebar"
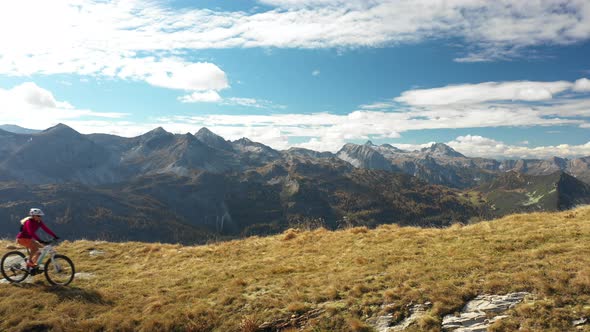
(40, 238, 61, 246)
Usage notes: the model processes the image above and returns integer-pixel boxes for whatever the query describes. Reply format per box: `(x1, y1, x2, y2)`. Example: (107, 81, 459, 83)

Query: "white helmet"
(29, 208, 44, 216)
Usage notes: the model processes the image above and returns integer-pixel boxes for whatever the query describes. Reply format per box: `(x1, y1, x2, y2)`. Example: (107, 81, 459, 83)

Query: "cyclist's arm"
(39, 221, 57, 238)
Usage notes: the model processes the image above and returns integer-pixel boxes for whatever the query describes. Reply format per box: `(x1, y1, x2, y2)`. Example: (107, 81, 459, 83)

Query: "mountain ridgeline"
(0, 124, 589, 244)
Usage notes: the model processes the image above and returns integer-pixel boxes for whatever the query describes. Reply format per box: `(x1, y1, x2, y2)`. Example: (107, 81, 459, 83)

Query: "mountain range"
(0, 124, 589, 243)
(336, 141, 590, 188)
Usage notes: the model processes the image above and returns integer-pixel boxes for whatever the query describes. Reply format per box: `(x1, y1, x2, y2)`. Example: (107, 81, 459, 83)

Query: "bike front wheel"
(1, 251, 29, 283)
(44, 254, 75, 286)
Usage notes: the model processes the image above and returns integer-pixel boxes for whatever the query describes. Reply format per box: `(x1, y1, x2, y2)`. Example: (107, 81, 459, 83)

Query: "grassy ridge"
(1, 207, 590, 331)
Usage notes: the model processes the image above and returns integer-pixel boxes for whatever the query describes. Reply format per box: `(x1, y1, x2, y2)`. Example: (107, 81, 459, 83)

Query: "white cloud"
(141, 61, 228, 92)
(394, 80, 573, 106)
(19, 113, 590, 158)
(258, 0, 371, 8)
(359, 102, 395, 110)
(0, 82, 127, 130)
(312, 70, 321, 76)
(11, 82, 60, 108)
(3, 78, 589, 159)
(178, 92, 285, 109)
(223, 97, 287, 109)
(147, 100, 580, 152)
(446, 135, 590, 159)
(225, 98, 261, 108)
(387, 79, 590, 132)
(66, 75, 588, 152)
(574, 78, 590, 92)
(143, 78, 590, 153)
(178, 91, 222, 103)
(389, 136, 590, 159)
(0, 0, 588, 86)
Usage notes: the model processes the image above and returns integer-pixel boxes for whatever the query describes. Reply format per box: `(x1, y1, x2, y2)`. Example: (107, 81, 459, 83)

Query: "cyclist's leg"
(16, 238, 40, 267)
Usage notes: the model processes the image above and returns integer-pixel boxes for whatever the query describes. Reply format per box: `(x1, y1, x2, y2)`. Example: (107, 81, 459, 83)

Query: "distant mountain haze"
(0, 124, 41, 134)
(337, 140, 590, 188)
(0, 123, 588, 187)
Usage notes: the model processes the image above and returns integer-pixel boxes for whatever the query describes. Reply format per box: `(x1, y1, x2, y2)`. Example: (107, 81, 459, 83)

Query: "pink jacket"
(17, 218, 57, 241)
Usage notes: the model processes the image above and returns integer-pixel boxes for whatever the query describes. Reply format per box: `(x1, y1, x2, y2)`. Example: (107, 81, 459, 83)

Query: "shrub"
(350, 226, 369, 234)
(283, 228, 298, 241)
(348, 318, 372, 332)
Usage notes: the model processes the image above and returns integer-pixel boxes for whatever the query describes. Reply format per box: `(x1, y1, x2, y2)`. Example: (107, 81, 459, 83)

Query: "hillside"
(478, 171, 590, 216)
(0, 157, 480, 243)
(2, 207, 590, 331)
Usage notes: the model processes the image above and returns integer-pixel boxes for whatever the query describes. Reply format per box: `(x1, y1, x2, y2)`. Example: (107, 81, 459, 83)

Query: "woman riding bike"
(16, 208, 59, 272)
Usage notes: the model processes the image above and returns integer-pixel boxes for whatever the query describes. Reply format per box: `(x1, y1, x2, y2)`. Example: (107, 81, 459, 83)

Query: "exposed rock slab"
(88, 249, 106, 256)
(442, 292, 531, 331)
(371, 302, 432, 332)
(1, 275, 35, 284)
(74, 272, 96, 279)
(392, 303, 432, 331)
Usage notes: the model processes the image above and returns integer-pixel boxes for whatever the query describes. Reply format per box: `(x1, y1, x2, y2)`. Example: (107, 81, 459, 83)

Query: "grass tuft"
(282, 228, 298, 241)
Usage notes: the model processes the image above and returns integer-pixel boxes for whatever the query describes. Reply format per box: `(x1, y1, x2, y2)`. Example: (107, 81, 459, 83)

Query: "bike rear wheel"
(44, 254, 75, 286)
(1, 251, 29, 283)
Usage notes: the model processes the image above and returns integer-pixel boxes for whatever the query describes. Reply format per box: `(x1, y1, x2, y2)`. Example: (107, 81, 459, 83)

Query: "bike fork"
(49, 253, 63, 273)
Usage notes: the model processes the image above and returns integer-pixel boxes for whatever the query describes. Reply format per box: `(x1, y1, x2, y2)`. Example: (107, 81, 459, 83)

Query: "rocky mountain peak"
(132, 127, 175, 153)
(422, 143, 465, 158)
(143, 127, 169, 137)
(339, 143, 374, 152)
(138, 127, 174, 142)
(179, 132, 196, 141)
(233, 138, 277, 152)
(231, 138, 281, 164)
(39, 123, 82, 139)
(550, 156, 568, 168)
(234, 137, 253, 145)
(337, 143, 392, 171)
(380, 143, 404, 152)
(195, 127, 233, 151)
(195, 127, 215, 136)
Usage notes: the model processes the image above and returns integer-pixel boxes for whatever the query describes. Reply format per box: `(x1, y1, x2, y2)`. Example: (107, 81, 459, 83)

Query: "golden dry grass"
(1, 206, 590, 331)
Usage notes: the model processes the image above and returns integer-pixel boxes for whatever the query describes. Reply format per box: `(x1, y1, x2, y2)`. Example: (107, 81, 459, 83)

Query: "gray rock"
(391, 303, 431, 331)
(1, 275, 35, 284)
(442, 292, 530, 331)
(89, 250, 106, 256)
(443, 311, 487, 329)
(74, 272, 95, 279)
(371, 302, 432, 332)
(372, 313, 394, 332)
(462, 292, 529, 313)
(573, 317, 588, 326)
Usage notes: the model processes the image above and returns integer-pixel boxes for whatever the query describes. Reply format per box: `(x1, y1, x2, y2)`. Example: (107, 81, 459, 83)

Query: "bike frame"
(28, 242, 61, 272)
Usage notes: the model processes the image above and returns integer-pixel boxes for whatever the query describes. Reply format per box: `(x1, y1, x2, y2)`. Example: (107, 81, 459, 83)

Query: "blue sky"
(0, 0, 589, 159)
